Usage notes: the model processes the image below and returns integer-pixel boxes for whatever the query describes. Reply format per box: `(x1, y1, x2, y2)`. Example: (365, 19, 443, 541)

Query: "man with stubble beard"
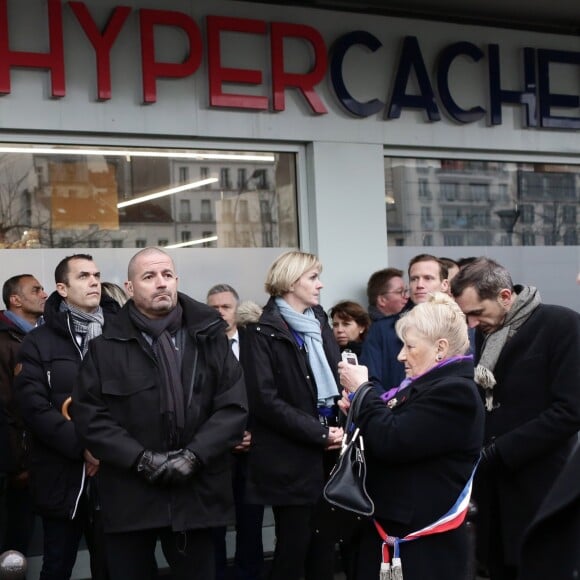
(72, 247, 247, 580)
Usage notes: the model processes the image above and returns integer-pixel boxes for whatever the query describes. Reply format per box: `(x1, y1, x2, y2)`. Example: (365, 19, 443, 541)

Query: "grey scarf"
(475, 285, 541, 411)
(60, 301, 105, 357)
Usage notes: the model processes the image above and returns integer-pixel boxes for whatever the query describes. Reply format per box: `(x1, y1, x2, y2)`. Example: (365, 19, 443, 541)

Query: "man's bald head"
(127, 247, 175, 281)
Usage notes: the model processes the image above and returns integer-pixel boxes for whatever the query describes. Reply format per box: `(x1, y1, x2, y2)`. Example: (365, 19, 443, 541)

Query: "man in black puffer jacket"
(14, 254, 119, 580)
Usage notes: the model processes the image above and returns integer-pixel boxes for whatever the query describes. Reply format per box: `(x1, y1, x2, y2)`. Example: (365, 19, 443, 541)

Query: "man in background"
(207, 283, 264, 580)
(0, 274, 47, 555)
(361, 255, 448, 392)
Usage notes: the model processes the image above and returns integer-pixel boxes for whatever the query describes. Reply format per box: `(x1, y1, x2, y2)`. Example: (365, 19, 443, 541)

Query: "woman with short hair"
(329, 300, 371, 357)
(339, 292, 484, 580)
(244, 250, 343, 580)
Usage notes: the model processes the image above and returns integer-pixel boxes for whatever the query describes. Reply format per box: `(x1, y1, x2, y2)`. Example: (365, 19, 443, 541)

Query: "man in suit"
(207, 284, 264, 580)
(451, 257, 580, 580)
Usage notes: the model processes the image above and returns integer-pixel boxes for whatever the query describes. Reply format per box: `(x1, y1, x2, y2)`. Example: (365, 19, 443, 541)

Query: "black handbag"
(312, 384, 375, 542)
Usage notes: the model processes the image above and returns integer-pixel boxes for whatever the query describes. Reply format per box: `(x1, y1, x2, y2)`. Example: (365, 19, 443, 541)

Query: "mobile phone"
(341, 350, 358, 365)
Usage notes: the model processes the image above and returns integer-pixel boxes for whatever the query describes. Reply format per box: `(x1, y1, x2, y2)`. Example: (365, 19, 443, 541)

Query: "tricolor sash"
(374, 460, 479, 579)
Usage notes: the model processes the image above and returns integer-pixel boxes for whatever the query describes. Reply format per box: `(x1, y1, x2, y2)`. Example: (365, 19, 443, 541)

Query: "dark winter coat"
(72, 293, 248, 533)
(355, 360, 484, 580)
(13, 291, 119, 519)
(244, 297, 341, 506)
(519, 441, 580, 580)
(360, 312, 405, 393)
(473, 302, 580, 566)
(0, 312, 28, 474)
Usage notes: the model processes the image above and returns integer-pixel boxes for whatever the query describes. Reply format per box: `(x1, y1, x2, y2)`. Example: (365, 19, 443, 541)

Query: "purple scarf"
(381, 354, 474, 403)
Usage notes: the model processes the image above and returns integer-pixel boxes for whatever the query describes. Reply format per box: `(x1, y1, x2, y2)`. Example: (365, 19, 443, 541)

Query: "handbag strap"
(345, 382, 374, 435)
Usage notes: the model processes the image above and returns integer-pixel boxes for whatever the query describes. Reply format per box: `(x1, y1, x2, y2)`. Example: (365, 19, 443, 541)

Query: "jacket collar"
(102, 292, 226, 340)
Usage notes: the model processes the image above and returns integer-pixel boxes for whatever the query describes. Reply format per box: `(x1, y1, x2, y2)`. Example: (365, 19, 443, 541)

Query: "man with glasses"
(361, 255, 449, 393)
(364, 268, 408, 321)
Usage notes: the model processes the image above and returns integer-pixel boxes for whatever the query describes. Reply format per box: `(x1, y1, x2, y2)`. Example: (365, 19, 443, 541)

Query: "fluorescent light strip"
(117, 178, 219, 208)
(0, 146, 275, 162)
(165, 235, 218, 249)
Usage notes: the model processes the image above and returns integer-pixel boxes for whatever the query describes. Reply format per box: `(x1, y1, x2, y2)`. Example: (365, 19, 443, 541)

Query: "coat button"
(306, 375, 310, 379)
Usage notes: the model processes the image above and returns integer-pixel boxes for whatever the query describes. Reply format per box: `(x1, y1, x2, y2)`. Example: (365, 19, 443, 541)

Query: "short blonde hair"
(265, 251, 322, 297)
(396, 292, 470, 356)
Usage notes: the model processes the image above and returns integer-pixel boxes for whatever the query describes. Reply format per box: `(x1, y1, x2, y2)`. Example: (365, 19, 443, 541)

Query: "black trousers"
(104, 526, 214, 580)
(269, 505, 336, 580)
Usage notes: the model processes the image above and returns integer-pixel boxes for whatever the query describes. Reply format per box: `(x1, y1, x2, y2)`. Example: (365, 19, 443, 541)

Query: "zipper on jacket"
(65, 312, 87, 520)
(46, 370, 52, 389)
(70, 464, 86, 520)
(66, 315, 84, 360)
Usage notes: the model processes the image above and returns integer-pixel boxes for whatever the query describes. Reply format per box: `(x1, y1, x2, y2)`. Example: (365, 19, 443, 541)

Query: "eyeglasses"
(384, 288, 409, 296)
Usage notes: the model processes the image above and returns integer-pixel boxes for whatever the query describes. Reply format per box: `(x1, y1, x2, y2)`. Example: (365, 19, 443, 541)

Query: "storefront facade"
(0, 0, 578, 310)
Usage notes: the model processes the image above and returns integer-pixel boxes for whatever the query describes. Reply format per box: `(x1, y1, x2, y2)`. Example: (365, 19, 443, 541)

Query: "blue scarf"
(4, 310, 38, 333)
(275, 297, 339, 405)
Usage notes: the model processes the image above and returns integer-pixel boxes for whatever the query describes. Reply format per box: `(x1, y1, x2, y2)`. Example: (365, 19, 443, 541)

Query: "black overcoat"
(473, 303, 580, 565)
(72, 293, 248, 533)
(354, 359, 484, 580)
(518, 441, 580, 580)
(244, 297, 341, 505)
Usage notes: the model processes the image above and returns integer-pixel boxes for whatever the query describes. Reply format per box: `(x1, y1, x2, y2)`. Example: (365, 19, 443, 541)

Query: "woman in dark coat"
(244, 250, 343, 580)
(329, 300, 371, 358)
(339, 292, 484, 580)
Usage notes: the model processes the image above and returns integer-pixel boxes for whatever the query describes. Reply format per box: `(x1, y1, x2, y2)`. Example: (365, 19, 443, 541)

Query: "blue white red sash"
(374, 460, 479, 578)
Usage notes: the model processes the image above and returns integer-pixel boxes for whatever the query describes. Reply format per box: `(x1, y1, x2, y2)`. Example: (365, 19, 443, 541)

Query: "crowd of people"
(0, 248, 578, 580)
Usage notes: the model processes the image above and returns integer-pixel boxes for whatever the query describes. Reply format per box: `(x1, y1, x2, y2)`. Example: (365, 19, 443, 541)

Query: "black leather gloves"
(160, 449, 200, 485)
(136, 449, 200, 485)
(135, 450, 169, 483)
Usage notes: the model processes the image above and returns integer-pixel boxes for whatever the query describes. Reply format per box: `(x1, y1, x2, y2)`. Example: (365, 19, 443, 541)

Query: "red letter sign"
(139, 9, 202, 104)
(69, 3, 131, 100)
(271, 22, 327, 113)
(207, 15, 268, 110)
(0, 0, 65, 97)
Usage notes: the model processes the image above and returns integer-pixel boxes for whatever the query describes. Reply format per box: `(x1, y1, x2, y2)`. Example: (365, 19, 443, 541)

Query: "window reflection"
(0, 146, 298, 249)
(385, 158, 580, 247)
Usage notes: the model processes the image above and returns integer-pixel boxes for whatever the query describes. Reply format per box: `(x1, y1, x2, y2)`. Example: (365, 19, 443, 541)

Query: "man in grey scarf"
(14, 254, 120, 580)
(451, 257, 580, 580)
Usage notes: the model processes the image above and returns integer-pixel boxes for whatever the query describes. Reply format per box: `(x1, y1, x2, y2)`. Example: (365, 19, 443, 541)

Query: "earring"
(436, 354, 442, 361)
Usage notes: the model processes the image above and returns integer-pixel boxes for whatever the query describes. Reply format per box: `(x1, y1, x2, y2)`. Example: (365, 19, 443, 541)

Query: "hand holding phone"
(341, 350, 358, 365)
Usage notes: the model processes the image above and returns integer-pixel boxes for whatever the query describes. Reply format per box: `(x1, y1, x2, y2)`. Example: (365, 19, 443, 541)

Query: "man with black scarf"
(15, 254, 118, 580)
(451, 257, 580, 580)
(72, 247, 248, 580)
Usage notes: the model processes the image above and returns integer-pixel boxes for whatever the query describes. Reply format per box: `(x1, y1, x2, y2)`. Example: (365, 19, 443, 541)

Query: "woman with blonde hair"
(339, 292, 484, 580)
(244, 250, 343, 580)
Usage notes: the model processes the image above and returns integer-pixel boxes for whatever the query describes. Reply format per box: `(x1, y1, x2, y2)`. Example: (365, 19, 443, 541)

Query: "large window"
(0, 145, 298, 249)
(385, 157, 580, 247)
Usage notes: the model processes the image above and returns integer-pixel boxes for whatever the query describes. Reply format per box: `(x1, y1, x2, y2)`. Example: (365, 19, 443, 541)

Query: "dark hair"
(457, 256, 478, 269)
(2, 274, 33, 308)
(54, 254, 94, 285)
(329, 300, 371, 340)
(450, 257, 513, 300)
(408, 254, 448, 281)
(439, 257, 458, 271)
(366, 268, 403, 307)
(206, 283, 240, 302)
